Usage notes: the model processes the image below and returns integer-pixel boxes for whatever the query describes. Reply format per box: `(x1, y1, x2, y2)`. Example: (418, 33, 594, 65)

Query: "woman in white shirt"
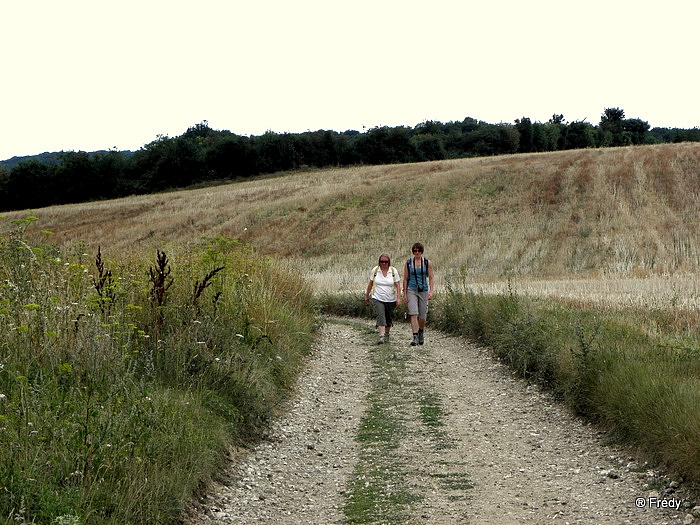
(365, 253, 402, 344)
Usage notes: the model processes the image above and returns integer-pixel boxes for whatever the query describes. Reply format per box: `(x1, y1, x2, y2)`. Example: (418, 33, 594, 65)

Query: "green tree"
(55, 151, 98, 204)
(515, 117, 534, 153)
(355, 126, 417, 165)
(622, 117, 650, 145)
(566, 121, 597, 149)
(411, 133, 447, 161)
(92, 150, 130, 198)
(205, 134, 253, 178)
(133, 134, 203, 190)
(1, 160, 55, 210)
(599, 107, 627, 146)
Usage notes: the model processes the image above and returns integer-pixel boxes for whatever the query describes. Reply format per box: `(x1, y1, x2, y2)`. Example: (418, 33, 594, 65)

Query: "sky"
(1, 0, 699, 160)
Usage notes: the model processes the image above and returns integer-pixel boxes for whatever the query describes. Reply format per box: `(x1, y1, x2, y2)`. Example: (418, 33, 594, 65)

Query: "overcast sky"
(1, 0, 698, 160)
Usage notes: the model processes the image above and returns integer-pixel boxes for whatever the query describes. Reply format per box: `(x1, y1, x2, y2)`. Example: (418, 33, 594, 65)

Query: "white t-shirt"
(370, 266, 400, 302)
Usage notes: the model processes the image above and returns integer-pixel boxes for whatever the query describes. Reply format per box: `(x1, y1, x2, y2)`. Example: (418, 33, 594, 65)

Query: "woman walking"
(403, 242, 434, 346)
(365, 253, 402, 344)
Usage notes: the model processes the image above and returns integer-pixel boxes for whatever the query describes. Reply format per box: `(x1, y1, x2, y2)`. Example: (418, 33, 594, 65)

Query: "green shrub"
(0, 227, 316, 524)
(432, 282, 700, 484)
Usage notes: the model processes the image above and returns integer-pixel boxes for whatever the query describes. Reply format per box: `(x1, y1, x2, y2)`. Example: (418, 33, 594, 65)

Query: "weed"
(91, 247, 116, 317)
(148, 249, 173, 330)
(192, 266, 224, 308)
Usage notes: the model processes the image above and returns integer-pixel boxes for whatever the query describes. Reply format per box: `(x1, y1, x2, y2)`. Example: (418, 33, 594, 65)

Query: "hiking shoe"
(410, 334, 419, 346)
(418, 330, 424, 345)
(377, 335, 385, 345)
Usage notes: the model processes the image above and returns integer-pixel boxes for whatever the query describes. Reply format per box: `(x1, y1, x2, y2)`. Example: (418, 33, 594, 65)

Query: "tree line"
(0, 108, 698, 212)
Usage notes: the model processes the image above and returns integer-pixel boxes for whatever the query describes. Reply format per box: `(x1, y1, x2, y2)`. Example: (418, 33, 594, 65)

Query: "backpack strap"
(371, 265, 397, 298)
(370, 265, 379, 296)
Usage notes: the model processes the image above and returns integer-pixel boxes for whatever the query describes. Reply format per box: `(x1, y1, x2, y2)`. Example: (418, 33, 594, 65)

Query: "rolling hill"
(4, 142, 699, 304)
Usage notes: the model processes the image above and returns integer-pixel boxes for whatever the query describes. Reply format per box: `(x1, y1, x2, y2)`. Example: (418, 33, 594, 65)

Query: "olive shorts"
(372, 299, 396, 327)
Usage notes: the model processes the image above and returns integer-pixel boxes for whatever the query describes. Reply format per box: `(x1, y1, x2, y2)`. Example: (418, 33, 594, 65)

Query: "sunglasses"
(412, 249, 423, 253)
(379, 260, 390, 263)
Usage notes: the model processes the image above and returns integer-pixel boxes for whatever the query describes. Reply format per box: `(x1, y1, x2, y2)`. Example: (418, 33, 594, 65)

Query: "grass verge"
(0, 223, 317, 524)
(430, 280, 700, 489)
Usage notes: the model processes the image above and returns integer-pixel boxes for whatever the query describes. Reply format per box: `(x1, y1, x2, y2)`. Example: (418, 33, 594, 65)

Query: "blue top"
(406, 257, 428, 291)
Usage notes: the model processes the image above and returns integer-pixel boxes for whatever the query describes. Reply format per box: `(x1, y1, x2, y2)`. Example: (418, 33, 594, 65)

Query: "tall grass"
(430, 278, 700, 485)
(0, 219, 316, 524)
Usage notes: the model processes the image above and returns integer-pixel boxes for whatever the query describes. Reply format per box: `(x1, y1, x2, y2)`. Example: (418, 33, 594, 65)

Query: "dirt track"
(185, 319, 693, 524)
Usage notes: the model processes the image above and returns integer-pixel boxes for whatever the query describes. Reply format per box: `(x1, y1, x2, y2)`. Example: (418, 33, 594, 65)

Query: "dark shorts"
(373, 299, 396, 327)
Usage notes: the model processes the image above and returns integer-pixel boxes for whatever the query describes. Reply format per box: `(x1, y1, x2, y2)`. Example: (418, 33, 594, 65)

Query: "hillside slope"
(5, 143, 699, 292)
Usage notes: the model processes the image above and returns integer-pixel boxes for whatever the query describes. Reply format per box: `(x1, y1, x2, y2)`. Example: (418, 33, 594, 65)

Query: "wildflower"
(0, 394, 6, 400)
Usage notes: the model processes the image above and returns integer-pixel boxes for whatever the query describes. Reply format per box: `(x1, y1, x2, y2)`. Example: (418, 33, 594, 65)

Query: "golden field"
(5, 142, 699, 310)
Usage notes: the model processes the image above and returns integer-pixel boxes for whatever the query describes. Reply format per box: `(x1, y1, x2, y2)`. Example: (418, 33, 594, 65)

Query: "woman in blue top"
(402, 242, 434, 346)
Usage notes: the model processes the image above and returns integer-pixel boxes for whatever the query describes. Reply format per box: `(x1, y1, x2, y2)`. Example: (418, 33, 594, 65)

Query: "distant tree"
(411, 133, 447, 161)
(599, 107, 627, 146)
(543, 114, 566, 150)
(539, 122, 562, 151)
(515, 117, 534, 153)
(183, 121, 215, 140)
(415, 120, 445, 136)
(338, 131, 362, 165)
(251, 131, 304, 173)
(132, 134, 202, 191)
(205, 134, 253, 178)
(499, 124, 521, 154)
(355, 126, 416, 165)
(464, 123, 519, 156)
(2, 160, 54, 210)
(460, 117, 481, 133)
(565, 121, 597, 149)
(387, 126, 417, 163)
(622, 117, 650, 145)
(55, 151, 98, 204)
(549, 114, 565, 125)
(438, 121, 465, 157)
(92, 150, 130, 198)
(301, 130, 344, 167)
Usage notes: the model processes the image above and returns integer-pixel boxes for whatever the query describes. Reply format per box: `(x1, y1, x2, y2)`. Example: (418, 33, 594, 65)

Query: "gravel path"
(185, 319, 694, 524)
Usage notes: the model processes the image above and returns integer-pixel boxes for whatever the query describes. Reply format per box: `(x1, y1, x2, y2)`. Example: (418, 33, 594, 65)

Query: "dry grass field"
(5, 142, 699, 310)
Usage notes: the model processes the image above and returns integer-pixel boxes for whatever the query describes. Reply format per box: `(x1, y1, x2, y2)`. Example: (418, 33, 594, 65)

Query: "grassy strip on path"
(342, 321, 473, 524)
